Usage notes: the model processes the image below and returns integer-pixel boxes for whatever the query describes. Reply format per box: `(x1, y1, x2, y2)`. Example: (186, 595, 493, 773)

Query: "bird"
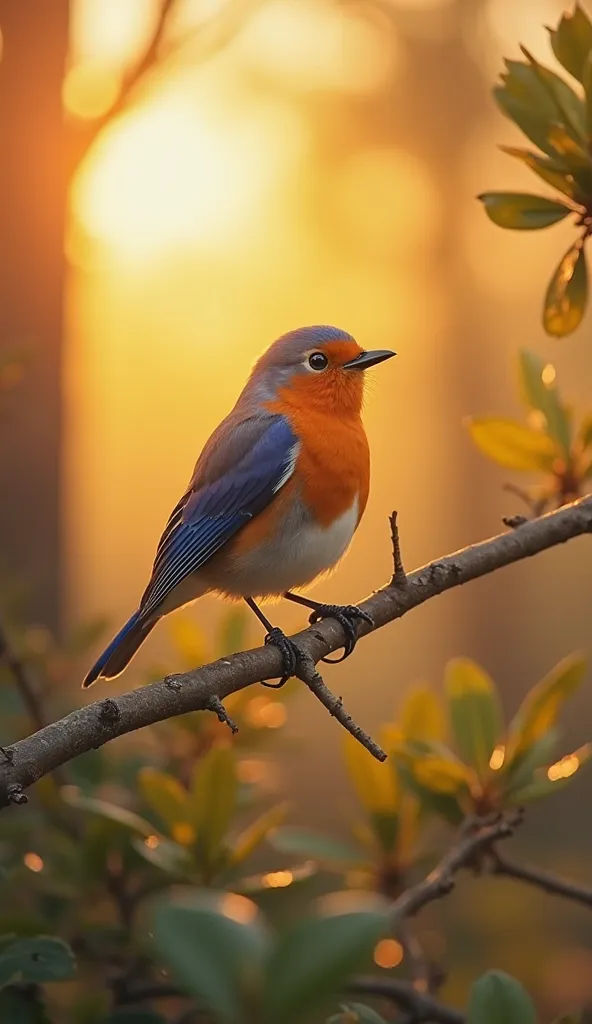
(83, 326, 395, 689)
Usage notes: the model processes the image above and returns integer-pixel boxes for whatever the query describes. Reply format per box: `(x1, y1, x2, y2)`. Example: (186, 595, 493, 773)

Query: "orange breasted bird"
(83, 327, 395, 689)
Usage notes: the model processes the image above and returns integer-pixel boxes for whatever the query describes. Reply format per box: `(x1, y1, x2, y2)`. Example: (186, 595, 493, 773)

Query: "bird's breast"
(204, 491, 359, 599)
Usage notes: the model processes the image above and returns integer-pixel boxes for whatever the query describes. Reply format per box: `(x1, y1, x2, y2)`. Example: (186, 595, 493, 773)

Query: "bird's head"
(249, 326, 395, 417)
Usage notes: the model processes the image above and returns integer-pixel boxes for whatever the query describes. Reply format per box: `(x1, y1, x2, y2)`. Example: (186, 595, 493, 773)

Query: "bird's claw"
(308, 604, 374, 663)
(262, 627, 301, 688)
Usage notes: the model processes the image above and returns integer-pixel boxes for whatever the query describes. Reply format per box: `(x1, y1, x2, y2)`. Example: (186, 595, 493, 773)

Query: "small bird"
(83, 326, 395, 689)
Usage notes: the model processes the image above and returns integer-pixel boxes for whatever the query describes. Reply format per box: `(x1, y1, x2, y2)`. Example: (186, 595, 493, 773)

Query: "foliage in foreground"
(480, 3, 592, 336)
(0, 604, 589, 1022)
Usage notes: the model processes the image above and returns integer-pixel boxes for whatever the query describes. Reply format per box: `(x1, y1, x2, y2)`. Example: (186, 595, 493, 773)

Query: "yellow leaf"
(546, 742, 592, 781)
(168, 613, 209, 668)
(445, 658, 503, 778)
(137, 767, 189, 832)
(229, 803, 288, 867)
(467, 417, 556, 472)
(343, 732, 398, 813)
(400, 686, 445, 743)
(412, 755, 473, 795)
(506, 653, 587, 761)
(188, 746, 237, 864)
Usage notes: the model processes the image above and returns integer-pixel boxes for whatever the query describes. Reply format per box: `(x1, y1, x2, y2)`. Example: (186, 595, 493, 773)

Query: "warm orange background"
(57, 0, 592, 1004)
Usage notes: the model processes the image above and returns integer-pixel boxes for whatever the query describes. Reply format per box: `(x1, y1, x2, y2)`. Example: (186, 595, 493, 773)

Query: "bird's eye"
(307, 351, 329, 372)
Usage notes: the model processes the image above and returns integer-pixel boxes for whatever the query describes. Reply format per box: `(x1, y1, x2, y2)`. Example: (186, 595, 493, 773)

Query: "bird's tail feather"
(82, 611, 158, 688)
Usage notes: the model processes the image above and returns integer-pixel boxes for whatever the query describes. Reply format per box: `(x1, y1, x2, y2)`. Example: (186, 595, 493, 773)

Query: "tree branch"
(390, 814, 518, 923)
(346, 816, 519, 1023)
(0, 495, 591, 807)
(492, 851, 592, 908)
(68, 0, 179, 166)
(348, 976, 464, 1024)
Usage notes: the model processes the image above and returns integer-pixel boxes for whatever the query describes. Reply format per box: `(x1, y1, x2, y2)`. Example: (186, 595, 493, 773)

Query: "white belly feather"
(206, 497, 360, 599)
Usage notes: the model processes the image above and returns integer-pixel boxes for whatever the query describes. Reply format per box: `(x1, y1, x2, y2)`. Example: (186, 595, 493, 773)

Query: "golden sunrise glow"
(373, 938, 404, 969)
(489, 745, 505, 771)
(70, 0, 160, 64)
(237, 0, 396, 94)
(72, 90, 309, 258)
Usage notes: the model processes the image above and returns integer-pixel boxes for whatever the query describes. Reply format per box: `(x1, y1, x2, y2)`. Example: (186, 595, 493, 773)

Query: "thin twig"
(502, 483, 549, 518)
(390, 510, 408, 586)
(492, 852, 592, 908)
(502, 514, 528, 530)
(348, 976, 464, 1024)
(390, 814, 517, 923)
(0, 616, 46, 732)
(1, 495, 592, 806)
(296, 654, 386, 761)
(206, 696, 239, 734)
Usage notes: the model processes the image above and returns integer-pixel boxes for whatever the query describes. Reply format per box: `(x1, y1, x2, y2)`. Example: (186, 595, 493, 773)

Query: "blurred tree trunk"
(0, 0, 70, 630)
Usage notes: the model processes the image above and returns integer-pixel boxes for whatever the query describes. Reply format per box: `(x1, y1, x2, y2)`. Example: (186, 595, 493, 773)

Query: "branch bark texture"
(0, 496, 591, 807)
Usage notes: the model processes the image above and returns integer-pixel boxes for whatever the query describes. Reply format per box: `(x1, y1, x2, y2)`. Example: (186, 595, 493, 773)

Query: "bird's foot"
(308, 603, 374, 663)
(262, 627, 301, 688)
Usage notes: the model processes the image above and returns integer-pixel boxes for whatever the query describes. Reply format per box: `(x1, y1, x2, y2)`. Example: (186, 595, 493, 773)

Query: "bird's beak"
(342, 349, 396, 370)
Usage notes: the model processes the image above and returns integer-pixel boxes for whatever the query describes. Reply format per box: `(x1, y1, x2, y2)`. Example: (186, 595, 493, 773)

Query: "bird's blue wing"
(139, 415, 299, 618)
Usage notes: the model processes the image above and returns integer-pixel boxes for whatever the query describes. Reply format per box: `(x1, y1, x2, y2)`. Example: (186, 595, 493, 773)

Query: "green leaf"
(131, 835, 194, 877)
(494, 86, 556, 157)
(518, 349, 571, 457)
(544, 239, 588, 337)
(137, 767, 189, 832)
(495, 62, 565, 156)
(479, 192, 571, 229)
(547, 123, 591, 165)
(499, 146, 582, 201)
(0, 935, 76, 985)
(508, 773, 570, 804)
(326, 1004, 387, 1024)
(395, 762, 465, 826)
(507, 653, 587, 759)
(509, 743, 592, 803)
(270, 828, 365, 868)
(549, 5, 592, 83)
(467, 417, 556, 472)
(263, 898, 388, 1024)
(520, 48, 587, 140)
(152, 890, 269, 1024)
(468, 969, 536, 1024)
(61, 792, 154, 837)
(445, 659, 503, 778)
(189, 747, 238, 869)
(502, 729, 560, 796)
